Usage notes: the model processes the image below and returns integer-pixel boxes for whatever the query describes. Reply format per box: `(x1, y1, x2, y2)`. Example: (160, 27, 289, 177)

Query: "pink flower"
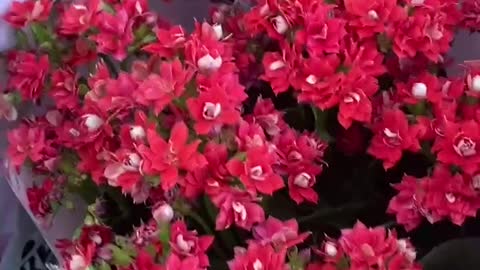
(165, 253, 202, 270)
(423, 165, 480, 225)
(169, 221, 213, 268)
(396, 72, 441, 104)
(143, 25, 186, 58)
(92, 8, 133, 61)
(392, 0, 461, 62)
(134, 250, 163, 270)
(295, 2, 346, 55)
(135, 59, 193, 115)
(8, 124, 48, 170)
(252, 217, 310, 248)
(58, 0, 100, 36)
(227, 146, 285, 195)
(185, 22, 228, 73)
(49, 68, 79, 110)
(367, 109, 422, 169)
(7, 51, 49, 101)
(260, 46, 297, 95)
(212, 188, 265, 230)
(4, 0, 52, 28)
(288, 167, 321, 205)
(433, 120, 480, 174)
(27, 179, 55, 218)
(339, 222, 397, 269)
(344, 0, 405, 38)
(228, 242, 287, 270)
(139, 121, 207, 191)
(187, 84, 241, 135)
(387, 175, 426, 231)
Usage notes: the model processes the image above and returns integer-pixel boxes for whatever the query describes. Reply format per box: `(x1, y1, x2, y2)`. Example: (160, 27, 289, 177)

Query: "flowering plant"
(3, 0, 480, 269)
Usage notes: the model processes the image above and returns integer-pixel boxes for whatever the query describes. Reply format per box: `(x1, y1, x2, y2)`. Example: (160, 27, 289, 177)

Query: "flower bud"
(130, 125, 146, 140)
(471, 75, 480, 92)
(153, 203, 174, 224)
(83, 114, 104, 132)
(411, 82, 427, 99)
(212, 24, 223, 40)
(197, 54, 222, 72)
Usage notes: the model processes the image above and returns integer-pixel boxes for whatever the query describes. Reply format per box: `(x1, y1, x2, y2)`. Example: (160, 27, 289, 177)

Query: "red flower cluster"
(2, 0, 480, 269)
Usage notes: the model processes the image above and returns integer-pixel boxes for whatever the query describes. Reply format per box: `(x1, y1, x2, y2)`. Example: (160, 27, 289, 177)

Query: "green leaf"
(98, 262, 112, 270)
(30, 23, 54, 45)
(111, 245, 133, 267)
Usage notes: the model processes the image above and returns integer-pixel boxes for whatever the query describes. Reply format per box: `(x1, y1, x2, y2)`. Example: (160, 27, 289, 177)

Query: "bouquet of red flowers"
(3, 0, 480, 269)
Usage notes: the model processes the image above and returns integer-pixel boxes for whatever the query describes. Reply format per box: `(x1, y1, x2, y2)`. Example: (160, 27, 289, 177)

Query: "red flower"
(337, 73, 378, 129)
(169, 221, 213, 268)
(135, 59, 193, 115)
(367, 109, 422, 169)
(288, 167, 321, 205)
(212, 188, 265, 230)
(58, 0, 100, 36)
(252, 217, 310, 248)
(228, 242, 287, 270)
(140, 121, 207, 191)
(392, 0, 461, 62)
(423, 165, 480, 225)
(395, 72, 441, 105)
(433, 120, 480, 174)
(344, 0, 405, 38)
(4, 0, 52, 28)
(260, 43, 300, 95)
(135, 250, 163, 270)
(339, 222, 397, 269)
(143, 25, 186, 58)
(185, 22, 228, 73)
(248, 98, 287, 137)
(227, 146, 285, 195)
(165, 253, 202, 270)
(7, 51, 49, 101)
(387, 175, 426, 231)
(103, 150, 143, 194)
(27, 179, 55, 218)
(187, 85, 241, 135)
(8, 124, 48, 170)
(49, 68, 79, 110)
(93, 8, 133, 61)
(79, 225, 113, 249)
(295, 2, 346, 55)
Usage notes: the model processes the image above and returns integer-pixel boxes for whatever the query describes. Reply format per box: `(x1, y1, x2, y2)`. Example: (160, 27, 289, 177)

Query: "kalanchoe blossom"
(139, 121, 207, 191)
(4, 0, 53, 28)
(368, 109, 422, 169)
(252, 217, 310, 248)
(212, 188, 265, 230)
(135, 59, 193, 115)
(169, 220, 213, 267)
(187, 84, 242, 135)
(228, 242, 288, 270)
(388, 175, 428, 231)
(433, 120, 480, 174)
(143, 25, 187, 58)
(227, 146, 285, 195)
(57, 0, 100, 36)
(92, 7, 134, 61)
(7, 51, 49, 101)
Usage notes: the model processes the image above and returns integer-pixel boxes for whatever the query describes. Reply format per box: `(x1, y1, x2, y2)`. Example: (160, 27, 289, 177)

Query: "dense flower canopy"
(3, 0, 480, 269)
